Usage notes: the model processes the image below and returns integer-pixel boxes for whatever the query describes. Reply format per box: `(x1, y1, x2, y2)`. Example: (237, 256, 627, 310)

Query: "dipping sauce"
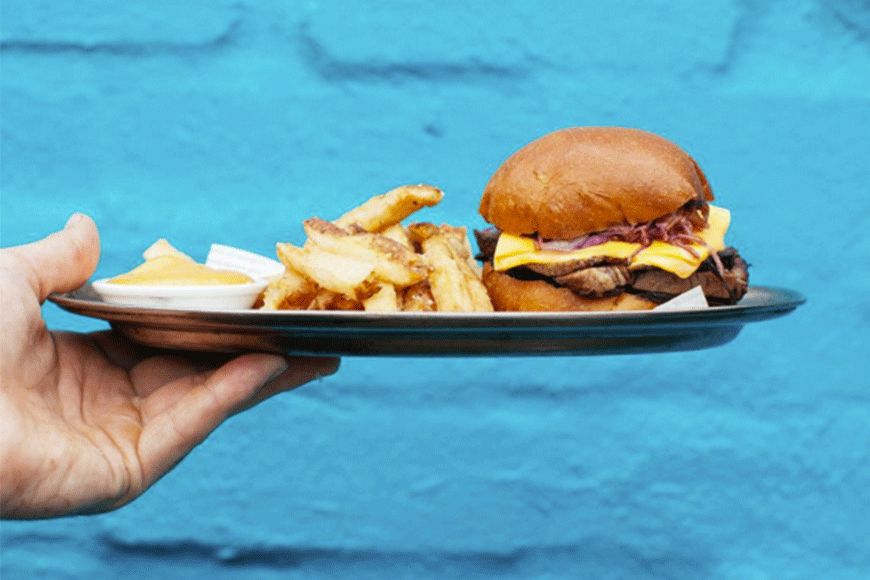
(108, 239, 254, 286)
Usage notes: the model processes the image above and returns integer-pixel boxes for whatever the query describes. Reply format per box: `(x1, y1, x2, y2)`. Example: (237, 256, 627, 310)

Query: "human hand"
(0, 214, 340, 519)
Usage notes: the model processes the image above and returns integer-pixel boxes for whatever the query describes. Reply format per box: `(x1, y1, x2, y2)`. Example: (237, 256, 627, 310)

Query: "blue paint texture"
(2, 0, 869, 578)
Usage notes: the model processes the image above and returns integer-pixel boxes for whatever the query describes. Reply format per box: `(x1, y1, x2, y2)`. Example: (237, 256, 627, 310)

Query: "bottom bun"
(482, 263, 657, 312)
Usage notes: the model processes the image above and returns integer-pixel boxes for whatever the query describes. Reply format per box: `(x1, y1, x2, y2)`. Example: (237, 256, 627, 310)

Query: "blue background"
(2, 1, 869, 578)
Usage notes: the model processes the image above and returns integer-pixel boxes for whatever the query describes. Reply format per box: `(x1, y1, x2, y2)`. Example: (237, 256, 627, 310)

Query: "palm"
(1, 214, 339, 519)
(6, 329, 242, 516)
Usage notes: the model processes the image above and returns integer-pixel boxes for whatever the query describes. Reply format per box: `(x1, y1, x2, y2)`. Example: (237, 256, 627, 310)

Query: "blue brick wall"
(2, 1, 869, 578)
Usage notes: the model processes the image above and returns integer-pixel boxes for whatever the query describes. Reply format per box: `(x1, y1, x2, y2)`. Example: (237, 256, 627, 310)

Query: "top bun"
(478, 127, 714, 240)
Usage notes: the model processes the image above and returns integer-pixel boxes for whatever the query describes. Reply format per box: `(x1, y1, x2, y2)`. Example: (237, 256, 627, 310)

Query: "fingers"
(90, 330, 234, 376)
(11, 213, 101, 302)
(230, 356, 342, 415)
(137, 354, 340, 484)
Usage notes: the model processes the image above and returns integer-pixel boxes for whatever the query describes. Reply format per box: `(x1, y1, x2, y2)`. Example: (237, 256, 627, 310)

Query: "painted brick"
(2, 1, 242, 46)
(2, 0, 870, 579)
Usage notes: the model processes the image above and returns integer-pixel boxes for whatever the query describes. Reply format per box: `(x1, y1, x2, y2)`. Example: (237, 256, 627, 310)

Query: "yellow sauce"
(108, 241, 254, 286)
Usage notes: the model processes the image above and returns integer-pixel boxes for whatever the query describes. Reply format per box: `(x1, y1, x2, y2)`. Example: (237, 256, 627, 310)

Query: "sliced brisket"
(474, 228, 500, 262)
(631, 249, 749, 304)
(554, 265, 633, 297)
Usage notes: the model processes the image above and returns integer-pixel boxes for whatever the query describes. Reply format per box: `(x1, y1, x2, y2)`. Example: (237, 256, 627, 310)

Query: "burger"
(474, 127, 749, 311)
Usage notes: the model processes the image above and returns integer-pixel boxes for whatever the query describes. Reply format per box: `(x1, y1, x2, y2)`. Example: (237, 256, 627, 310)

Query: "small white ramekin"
(90, 278, 269, 310)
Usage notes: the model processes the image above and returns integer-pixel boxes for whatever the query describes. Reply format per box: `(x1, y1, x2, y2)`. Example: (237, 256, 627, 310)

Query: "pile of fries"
(259, 185, 494, 312)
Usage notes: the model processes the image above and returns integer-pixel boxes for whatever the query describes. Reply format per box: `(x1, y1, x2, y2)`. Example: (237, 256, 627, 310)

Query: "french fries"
(333, 184, 444, 233)
(303, 218, 428, 289)
(276, 242, 378, 300)
(260, 184, 493, 312)
(421, 227, 493, 312)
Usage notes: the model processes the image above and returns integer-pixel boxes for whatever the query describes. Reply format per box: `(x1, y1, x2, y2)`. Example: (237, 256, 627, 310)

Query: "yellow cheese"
(493, 205, 730, 279)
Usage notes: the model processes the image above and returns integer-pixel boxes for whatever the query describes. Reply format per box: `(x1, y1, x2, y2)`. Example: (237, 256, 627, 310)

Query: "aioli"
(107, 240, 254, 286)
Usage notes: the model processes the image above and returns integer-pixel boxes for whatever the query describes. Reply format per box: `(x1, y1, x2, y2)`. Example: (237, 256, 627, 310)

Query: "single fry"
(406, 221, 440, 246)
(303, 217, 353, 238)
(333, 184, 444, 233)
(307, 288, 363, 310)
(363, 284, 400, 312)
(466, 270, 495, 311)
(401, 281, 437, 312)
(379, 223, 414, 250)
(260, 269, 317, 310)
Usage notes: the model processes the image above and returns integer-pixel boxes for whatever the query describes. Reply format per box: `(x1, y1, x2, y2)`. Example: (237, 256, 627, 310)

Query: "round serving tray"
(49, 285, 805, 357)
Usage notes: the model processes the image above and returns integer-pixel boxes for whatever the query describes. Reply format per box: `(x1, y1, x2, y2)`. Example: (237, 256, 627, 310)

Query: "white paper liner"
(205, 244, 285, 281)
(652, 285, 709, 311)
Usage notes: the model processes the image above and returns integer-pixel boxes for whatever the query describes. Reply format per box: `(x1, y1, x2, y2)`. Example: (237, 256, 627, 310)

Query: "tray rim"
(47, 285, 805, 357)
(48, 285, 805, 333)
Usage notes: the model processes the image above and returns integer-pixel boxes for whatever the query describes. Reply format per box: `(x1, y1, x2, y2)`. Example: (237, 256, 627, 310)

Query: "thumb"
(15, 213, 101, 302)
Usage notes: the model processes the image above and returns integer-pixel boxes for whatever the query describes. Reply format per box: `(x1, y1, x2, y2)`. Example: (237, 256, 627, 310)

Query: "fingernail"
(321, 357, 341, 377)
(65, 213, 86, 230)
(263, 358, 290, 384)
(313, 357, 341, 381)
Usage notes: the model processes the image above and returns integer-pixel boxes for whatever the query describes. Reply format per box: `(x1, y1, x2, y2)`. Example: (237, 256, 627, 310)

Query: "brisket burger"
(474, 127, 749, 311)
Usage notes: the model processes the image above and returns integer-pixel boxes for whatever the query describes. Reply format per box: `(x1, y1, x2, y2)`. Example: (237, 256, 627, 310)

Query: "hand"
(0, 214, 340, 519)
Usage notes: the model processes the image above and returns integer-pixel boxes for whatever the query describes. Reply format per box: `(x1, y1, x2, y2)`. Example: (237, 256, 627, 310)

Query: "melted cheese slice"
(493, 205, 730, 279)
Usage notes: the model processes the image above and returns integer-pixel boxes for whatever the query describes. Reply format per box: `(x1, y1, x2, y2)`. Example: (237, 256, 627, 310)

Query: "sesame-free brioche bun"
(478, 126, 714, 240)
(481, 263, 658, 312)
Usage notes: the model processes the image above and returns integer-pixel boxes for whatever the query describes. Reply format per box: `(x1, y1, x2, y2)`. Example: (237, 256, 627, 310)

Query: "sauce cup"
(90, 278, 269, 310)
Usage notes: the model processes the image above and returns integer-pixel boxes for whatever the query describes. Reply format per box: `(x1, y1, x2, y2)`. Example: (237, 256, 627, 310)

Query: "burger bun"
(479, 126, 713, 240)
(482, 263, 658, 312)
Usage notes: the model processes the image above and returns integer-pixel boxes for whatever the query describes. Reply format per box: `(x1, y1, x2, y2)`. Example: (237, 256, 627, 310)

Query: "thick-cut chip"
(303, 217, 353, 238)
(260, 269, 318, 310)
(363, 284, 400, 312)
(379, 223, 414, 250)
(401, 281, 437, 312)
(333, 185, 443, 233)
(465, 267, 495, 311)
(406, 221, 440, 246)
(307, 288, 363, 310)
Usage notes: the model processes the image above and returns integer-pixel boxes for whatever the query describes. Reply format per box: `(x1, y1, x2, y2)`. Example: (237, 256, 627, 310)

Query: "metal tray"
(49, 285, 805, 357)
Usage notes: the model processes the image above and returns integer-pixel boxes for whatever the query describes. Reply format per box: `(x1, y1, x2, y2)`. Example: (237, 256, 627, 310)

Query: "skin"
(0, 214, 340, 519)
